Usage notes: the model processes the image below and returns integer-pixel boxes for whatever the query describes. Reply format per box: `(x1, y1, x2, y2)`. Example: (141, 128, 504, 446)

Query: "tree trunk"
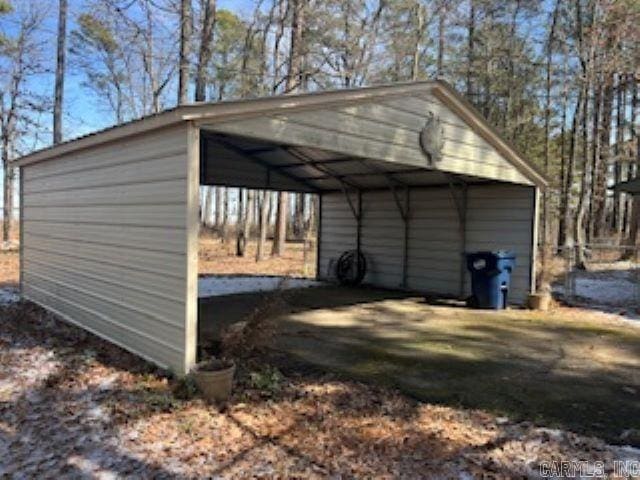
(256, 191, 270, 261)
(272, 0, 305, 256)
(540, 0, 559, 281)
(410, 3, 425, 81)
(53, 0, 67, 145)
(563, 87, 583, 249)
(204, 186, 214, 227)
(178, 0, 192, 104)
(236, 188, 245, 256)
(596, 74, 614, 237)
(575, 80, 591, 268)
(240, 190, 254, 257)
(201, 186, 210, 225)
(574, 0, 593, 268)
(436, 4, 445, 76)
(588, 81, 602, 242)
(221, 187, 228, 240)
(627, 76, 639, 251)
(284, 0, 304, 93)
(267, 191, 274, 228)
(557, 45, 570, 247)
(215, 186, 223, 229)
(1, 135, 14, 245)
(194, 0, 217, 102)
(466, 0, 475, 98)
(293, 193, 304, 239)
(614, 74, 625, 236)
(272, 192, 288, 256)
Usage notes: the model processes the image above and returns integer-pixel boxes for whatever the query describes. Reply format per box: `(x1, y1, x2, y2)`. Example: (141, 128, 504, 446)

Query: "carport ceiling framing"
(201, 131, 420, 192)
(200, 130, 483, 193)
(201, 130, 474, 291)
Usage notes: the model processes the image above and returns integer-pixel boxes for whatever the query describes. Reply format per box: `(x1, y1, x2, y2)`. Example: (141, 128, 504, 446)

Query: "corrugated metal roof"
(201, 132, 495, 192)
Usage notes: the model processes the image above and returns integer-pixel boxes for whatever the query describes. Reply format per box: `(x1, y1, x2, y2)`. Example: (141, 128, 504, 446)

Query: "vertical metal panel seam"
(316, 192, 323, 279)
(19, 167, 24, 297)
(184, 122, 200, 374)
(529, 186, 539, 294)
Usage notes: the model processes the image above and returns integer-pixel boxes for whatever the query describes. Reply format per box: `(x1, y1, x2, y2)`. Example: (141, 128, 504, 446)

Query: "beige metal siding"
(465, 184, 535, 303)
(407, 188, 462, 295)
(319, 184, 535, 304)
(317, 193, 357, 279)
(21, 124, 194, 374)
(360, 191, 404, 288)
(208, 88, 534, 186)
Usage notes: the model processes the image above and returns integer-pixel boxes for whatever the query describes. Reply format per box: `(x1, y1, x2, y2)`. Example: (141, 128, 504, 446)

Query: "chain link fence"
(556, 244, 640, 310)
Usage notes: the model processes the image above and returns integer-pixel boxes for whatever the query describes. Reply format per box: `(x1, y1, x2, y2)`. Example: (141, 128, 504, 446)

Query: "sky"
(2, 0, 256, 142)
(2, 0, 560, 150)
(0, 0, 256, 214)
(0, 0, 582, 215)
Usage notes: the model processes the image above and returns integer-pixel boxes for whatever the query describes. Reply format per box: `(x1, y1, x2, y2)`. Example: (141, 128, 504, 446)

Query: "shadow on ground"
(200, 285, 640, 444)
(1, 300, 537, 478)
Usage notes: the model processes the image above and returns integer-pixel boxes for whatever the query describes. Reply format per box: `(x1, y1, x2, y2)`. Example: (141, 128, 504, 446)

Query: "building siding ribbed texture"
(21, 124, 191, 373)
(209, 90, 535, 187)
(318, 184, 534, 304)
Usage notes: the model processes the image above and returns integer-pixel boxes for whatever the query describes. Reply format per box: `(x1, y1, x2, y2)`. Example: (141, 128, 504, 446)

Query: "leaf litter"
(1, 301, 638, 479)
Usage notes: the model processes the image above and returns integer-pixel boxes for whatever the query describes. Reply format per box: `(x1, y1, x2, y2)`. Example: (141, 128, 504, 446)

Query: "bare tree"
(178, 0, 192, 104)
(272, 0, 305, 256)
(410, 2, 425, 81)
(272, 191, 288, 256)
(436, 1, 447, 76)
(466, 0, 476, 97)
(237, 189, 254, 256)
(256, 190, 270, 261)
(53, 0, 67, 145)
(1, 6, 47, 245)
(71, 1, 178, 123)
(194, 0, 217, 102)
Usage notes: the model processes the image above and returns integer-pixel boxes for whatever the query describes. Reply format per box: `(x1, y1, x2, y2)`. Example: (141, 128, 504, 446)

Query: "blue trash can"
(466, 251, 516, 309)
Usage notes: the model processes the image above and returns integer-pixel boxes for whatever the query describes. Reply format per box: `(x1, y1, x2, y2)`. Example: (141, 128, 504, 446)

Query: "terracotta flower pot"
(193, 361, 235, 403)
(527, 293, 551, 311)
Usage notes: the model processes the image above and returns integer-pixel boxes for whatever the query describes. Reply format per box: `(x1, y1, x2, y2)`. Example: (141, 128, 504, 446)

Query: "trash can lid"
(493, 250, 515, 259)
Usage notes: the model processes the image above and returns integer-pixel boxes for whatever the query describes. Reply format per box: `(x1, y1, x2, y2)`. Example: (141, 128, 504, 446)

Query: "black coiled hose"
(336, 249, 367, 286)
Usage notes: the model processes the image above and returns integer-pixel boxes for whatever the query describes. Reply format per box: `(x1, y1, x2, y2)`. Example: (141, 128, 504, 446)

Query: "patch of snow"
(198, 275, 323, 298)
(573, 277, 638, 306)
(0, 348, 60, 403)
(0, 287, 19, 306)
(86, 406, 109, 423)
(96, 374, 120, 392)
(554, 266, 640, 309)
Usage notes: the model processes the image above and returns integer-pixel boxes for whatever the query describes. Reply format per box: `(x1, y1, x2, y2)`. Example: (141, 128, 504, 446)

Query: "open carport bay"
(200, 284, 640, 443)
(16, 81, 546, 374)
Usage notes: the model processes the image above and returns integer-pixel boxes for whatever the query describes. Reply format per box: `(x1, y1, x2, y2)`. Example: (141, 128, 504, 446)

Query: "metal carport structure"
(14, 80, 547, 375)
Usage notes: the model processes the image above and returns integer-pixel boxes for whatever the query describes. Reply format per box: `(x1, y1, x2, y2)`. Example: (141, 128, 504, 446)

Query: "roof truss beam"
(203, 133, 320, 193)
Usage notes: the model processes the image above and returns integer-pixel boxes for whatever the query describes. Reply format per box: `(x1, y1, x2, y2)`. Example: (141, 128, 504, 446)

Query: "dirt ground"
(199, 232, 316, 278)
(2, 301, 639, 478)
(0, 252, 18, 288)
(4, 231, 640, 476)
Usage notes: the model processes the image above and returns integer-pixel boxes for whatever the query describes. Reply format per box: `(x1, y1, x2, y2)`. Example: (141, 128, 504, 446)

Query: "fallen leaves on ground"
(1, 302, 638, 479)
(0, 251, 18, 288)
(199, 234, 315, 278)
